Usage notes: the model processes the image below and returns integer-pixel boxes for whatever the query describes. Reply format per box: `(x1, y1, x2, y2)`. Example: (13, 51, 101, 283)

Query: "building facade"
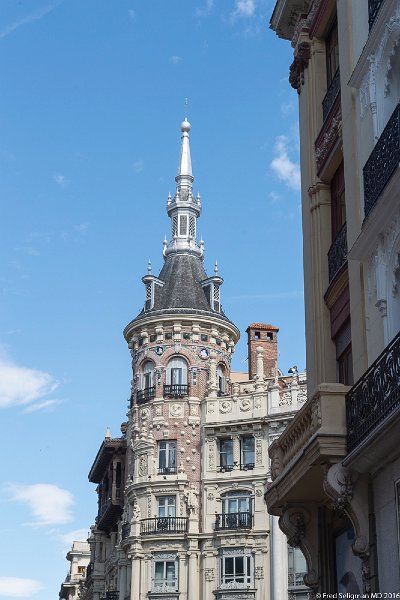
(59, 541, 91, 600)
(77, 119, 308, 600)
(267, 0, 400, 597)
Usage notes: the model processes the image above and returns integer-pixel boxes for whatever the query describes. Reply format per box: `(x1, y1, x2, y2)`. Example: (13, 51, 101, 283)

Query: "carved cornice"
(289, 42, 311, 93)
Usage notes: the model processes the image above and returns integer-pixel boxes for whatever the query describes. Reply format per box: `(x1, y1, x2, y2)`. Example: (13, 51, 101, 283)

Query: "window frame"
(219, 438, 234, 471)
(240, 436, 255, 469)
(219, 549, 253, 588)
(158, 440, 177, 474)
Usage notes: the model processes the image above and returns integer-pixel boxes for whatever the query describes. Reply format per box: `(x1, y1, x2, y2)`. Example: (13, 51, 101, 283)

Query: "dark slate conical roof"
(153, 254, 210, 312)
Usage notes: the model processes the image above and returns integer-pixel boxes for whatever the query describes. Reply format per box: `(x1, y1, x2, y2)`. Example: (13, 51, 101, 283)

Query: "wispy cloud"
(268, 191, 280, 204)
(0, 348, 58, 409)
(60, 528, 89, 549)
(232, 0, 256, 18)
(196, 0, 214, 16)
(270, 135, 301, 190)
(0, 1, 64, 41)
(170, 55, 182, 65)
(75, 223, 89, 235)
(22, 399, 63, 413)
(0, 577, 43, 598)
(128, 9, 135, 19)
(6, 483, 74, 526)
(53, 173, 67, 186)
(133, 160, 144, 174)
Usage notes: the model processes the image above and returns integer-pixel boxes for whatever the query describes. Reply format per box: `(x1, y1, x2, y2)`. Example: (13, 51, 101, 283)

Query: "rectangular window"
(241, 437, 255, 469)
(171, 367, 183, 385)
(220, 552, 252, 588)
(326, 18, 339, 87)
(153, 560, 177, 592)
(335, 319, 353, 385)
(219, 439, 234, 470)
(179, 215, 188, 236)
(288, 546, 307, 587)
(158, 441, 177, 474)
(335, 527, 363, 594)
(157, 496, 176, 518)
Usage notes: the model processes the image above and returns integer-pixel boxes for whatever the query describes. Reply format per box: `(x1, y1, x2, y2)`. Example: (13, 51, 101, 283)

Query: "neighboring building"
(59, 540, 91, 600)
(78, 119, 308, 600)
(267, 0, 400, 597)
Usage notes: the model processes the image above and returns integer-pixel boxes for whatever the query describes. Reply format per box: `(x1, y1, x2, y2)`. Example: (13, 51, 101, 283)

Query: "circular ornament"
(199, 347, 209, 359)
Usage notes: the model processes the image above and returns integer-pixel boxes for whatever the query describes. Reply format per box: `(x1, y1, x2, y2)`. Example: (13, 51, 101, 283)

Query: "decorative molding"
(289, 42, 311, 93)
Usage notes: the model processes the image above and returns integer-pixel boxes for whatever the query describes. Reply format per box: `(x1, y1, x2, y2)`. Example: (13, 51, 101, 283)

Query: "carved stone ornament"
(138, 454, 148, 477)
(169, 403, 183, 418)
(255, 566, 264, 580)
(239, 398, 252, 412)
(207, 492, 215, 500)
(289, 42, 311, 93)
(204, 568, 215, 581)
(220, 400, 232, 414)
(323, 463, 357, 516)
(287, 512, 306, 547)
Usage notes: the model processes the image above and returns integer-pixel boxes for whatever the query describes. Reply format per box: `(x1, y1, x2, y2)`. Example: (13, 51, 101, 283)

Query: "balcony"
(346, 330, 400, 454)
(364, 103, 400, 219)
(215, 512, 253, 530)
(140, 516, 188, 535)
(151, 578, 178, 594)
(369, 0, 385, 29)
(96, 487, 123, 532)
(157, 466, 177, 475)
(322, 68, 340, 122)
(106, 593, 119, 600)
(240, 462, 255, 471)
(136, 386, 155, 405)
(328, 223, 347, 282)
(218, 464, 234, 473)
(164, 384, 189, 398)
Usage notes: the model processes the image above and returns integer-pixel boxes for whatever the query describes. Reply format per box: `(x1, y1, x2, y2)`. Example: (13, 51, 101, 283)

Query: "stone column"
(178, 553, 186, 599)
(270, 515, 288, 600)
(130, 556, 141, 600)
(118, 562, 127, 600)
(188, 552, 199, 600)
(232, 433, 240, 468)
(208, 352, 218, 398)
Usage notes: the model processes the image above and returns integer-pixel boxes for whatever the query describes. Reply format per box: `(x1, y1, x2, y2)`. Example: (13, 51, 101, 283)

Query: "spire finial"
(214, 260, 219, 275)
(105, 427, 111, 439)
(147, 259, 152, 274)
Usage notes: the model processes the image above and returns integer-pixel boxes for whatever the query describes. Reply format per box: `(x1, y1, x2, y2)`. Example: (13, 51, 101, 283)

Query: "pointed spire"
(177, 118, 192, 179)
(147, 259, 152, 274)
(214, 260, 219, 275)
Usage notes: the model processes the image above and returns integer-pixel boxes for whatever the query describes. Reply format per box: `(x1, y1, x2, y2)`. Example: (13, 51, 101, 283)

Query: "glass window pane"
(154, 563, 164, 579)
(166, 562, 175, 580)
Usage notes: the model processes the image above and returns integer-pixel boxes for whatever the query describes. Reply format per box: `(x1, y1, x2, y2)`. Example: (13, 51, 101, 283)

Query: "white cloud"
(7, 483, 74, 526)
(22, 399, 63, 413)
(60, 528, 89, 548)
(270, 135, 301, 190)
(53, 174, 67, 186)
(75, 223, 89, 235)
(268, 191, 280, 204)
(0, 350, 58, 408)
(128, 9, 135, 19)
(232, 0, 256, 17)
(0, 1, 64, 41)
(170, 55, 182, 65)
(132, 160, 144, 173)
(0, 577, 43, 598)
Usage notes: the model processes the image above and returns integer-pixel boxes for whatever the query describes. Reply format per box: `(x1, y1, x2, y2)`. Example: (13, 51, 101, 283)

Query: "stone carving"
(255, 489, 263, 497)
(315, 113, 342, 171)
(155, 405, 162, 416)
(207, 492, 215, 501)
(239, 398, 252, 412)
(141, 407, 150, 420)
(169, 403, 183, 418)
(255, 566, 264, 580)
(255, 438, 263, 466)
(138, 455, 148, 476)
(220, 400, 232, 413)
(205, 568, 215, 581)
(208, 402, 216, 413)
(185, 484, 199, 515)
(289, 42, 311, 93)
(132, 500, 141, 521)
(287, 512, 306, 548)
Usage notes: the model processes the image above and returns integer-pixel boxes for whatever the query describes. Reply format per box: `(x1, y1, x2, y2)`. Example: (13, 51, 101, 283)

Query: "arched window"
(142, 361, 154, 389)
(216, 491, 252, 530)
(217, 364, 226, 396)
(165, 357, 189, 398)
(137, 361, 155, 404)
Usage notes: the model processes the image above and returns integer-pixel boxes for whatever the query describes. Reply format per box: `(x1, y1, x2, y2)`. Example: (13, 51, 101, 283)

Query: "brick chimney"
(246, 323, 279, 379)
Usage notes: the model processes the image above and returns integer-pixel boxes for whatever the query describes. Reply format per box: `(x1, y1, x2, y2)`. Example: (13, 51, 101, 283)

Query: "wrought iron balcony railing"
(369, 0, 385, 29)
(157, 465, 177, 475)
(140, 516, 188, 535)
(106, 593, 119, 600)
(328, 223, 347, 282)
(288, 571, 307, 587)
(218, 463, 234, 473)
(215, 512, 253, 530)
(346, 330, 400, 452)
(136, 386, 155, 405)
(240, 462, 255, 471)
(151, 578, 178, 593)
(364, 103, 400, 218)
(322, 68, 340, 121)
(164, 384, 189, 398)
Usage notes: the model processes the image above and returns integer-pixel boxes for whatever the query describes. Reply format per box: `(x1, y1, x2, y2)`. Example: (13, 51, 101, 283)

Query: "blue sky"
(0, 0, 304, 597)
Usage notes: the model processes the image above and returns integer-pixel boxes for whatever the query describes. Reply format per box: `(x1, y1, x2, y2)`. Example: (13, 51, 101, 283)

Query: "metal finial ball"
(181, 118, 191, 133)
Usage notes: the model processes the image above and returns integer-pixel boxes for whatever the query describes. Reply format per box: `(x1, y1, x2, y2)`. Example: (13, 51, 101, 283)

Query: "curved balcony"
(164, 384, 189, 398)
(364, 103, 400, 219)
(140, 516, 188, 535)
(136, 386, 155, 405)
(346, 330, 400, 453)
(215, 512, 253, 530)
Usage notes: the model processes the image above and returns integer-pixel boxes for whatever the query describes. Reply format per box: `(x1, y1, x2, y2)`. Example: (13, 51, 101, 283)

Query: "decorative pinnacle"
(214, 261, 219, 274)
(167, 192, 172, 204)
(147, 259, 152, 274)
(105, 427, 111, 439)
(177, 117, 192, 178)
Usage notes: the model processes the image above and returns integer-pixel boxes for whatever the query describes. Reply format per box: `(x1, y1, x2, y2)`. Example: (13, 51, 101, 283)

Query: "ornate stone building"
(76, 119, 308, 600)
(59, 541, 91, 600)
(267, 0, 400, 597)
